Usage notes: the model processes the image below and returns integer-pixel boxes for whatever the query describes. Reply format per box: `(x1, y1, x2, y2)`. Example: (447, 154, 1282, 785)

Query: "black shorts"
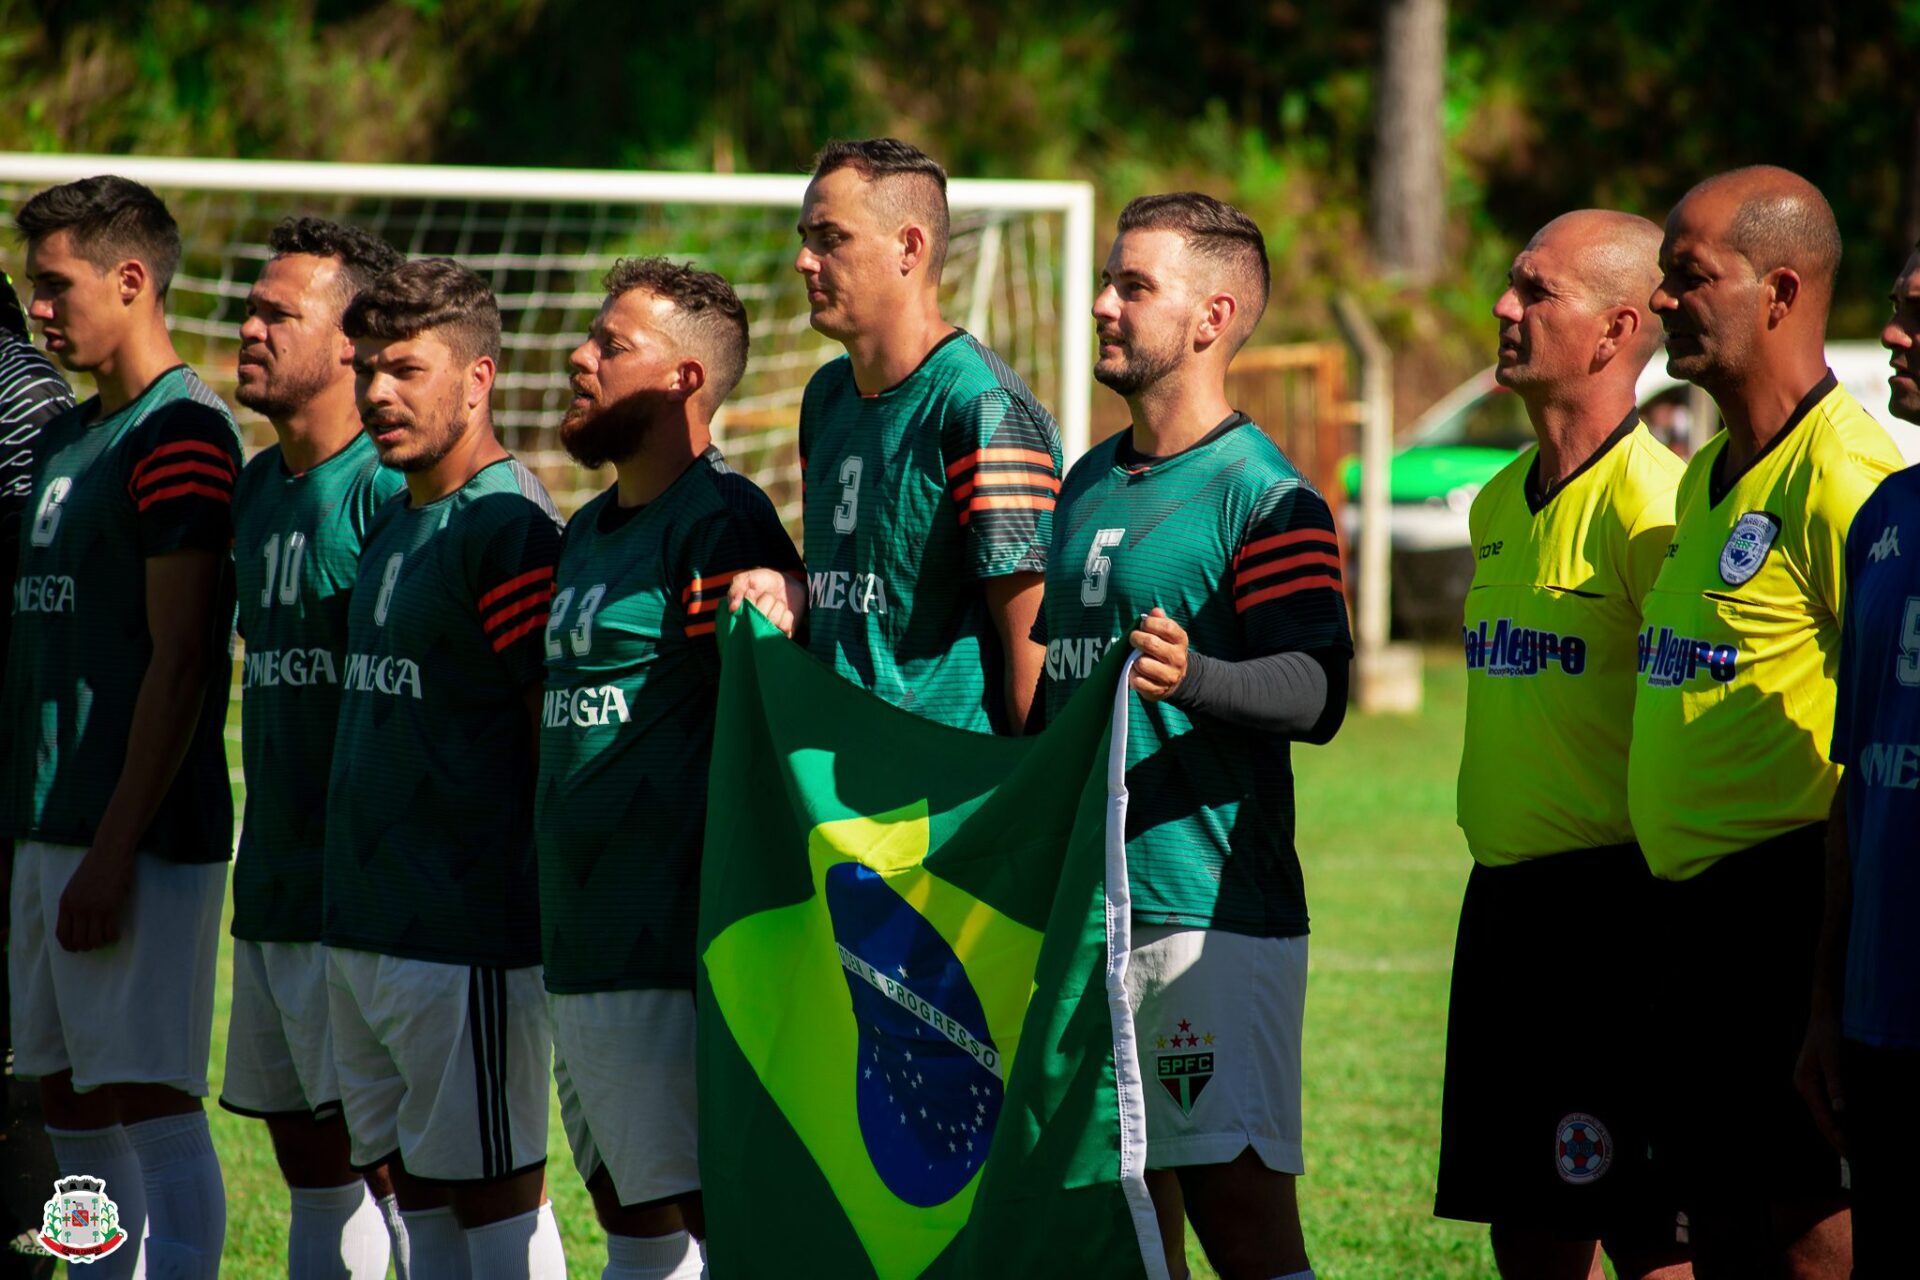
(1435, 843, 1680, 1247)
(1843, 1038, 1920, 1280)
(1653, 823, 1845, 1209)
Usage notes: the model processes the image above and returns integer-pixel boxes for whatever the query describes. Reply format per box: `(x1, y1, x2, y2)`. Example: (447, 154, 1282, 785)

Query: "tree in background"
(1371, 0, 1447, 283)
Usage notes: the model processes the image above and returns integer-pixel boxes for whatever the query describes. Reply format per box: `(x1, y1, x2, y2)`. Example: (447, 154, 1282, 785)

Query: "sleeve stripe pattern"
(129, 438, 237, 512)
(1233, 523, 1343, 615)
(945, 447, 1060, 526)
(480, 565, 555, 653)
(683, 569, 743, 637)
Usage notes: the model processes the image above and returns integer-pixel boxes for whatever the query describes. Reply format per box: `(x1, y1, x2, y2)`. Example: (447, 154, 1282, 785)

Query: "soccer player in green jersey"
(1631, 168, 1900, 1279)
(728, 138, 1063, 732)
(1034, 194, 1350, 1280)
(223, 217, 410, 1280)
(539, 258, 801, 1280)
(324, 260, 566, 1278)
(5, 176, 243, 1279)
(1433, 210, 1691, 1280)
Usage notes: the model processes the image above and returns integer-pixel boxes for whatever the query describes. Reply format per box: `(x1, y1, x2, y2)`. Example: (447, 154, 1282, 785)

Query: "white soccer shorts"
(326, 948, 551, 1182)
(1125, 923, 1308, 1174)
(220, 939, 343, 1119)
(7, 841, 225, 1094)
(550, 988, 699, 1206)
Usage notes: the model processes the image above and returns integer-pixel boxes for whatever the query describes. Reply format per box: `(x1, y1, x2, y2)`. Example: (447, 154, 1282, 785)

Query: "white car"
(1346, 341, 1918, 630)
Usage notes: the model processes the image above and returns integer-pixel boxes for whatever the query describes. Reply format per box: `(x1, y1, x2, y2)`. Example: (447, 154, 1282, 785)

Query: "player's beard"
(1094, 331, 1183, 397)
(560, 389, 668, 470)
(235, 350, 333, 421)
(366, 400, 470, 474)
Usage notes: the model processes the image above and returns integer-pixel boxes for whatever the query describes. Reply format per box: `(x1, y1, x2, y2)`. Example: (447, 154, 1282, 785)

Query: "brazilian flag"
(698, 607, 1167, 1279)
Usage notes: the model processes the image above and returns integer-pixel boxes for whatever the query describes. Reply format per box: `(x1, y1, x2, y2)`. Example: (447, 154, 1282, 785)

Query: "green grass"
(194, 651, 1491, 1279)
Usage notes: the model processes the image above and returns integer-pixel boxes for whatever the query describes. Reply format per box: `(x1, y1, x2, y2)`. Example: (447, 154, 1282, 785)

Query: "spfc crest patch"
(1153, 1020, 1214, 1115)
(1719, 511, 1780, 586)
(1555, 1113, 1613, 1185)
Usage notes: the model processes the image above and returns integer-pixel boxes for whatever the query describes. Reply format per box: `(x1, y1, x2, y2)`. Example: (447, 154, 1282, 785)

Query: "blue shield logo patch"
(1719, 511, 1780, 586)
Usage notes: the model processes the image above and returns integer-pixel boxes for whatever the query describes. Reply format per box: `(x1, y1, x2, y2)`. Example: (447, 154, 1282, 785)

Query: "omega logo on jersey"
(341, 653, 423, 699)
(242, 647, 339, 689)
(1637, 626, 1738, 688)
(542, 685, 632, 729)
(1461, 619, 1587, 676)
(1855, 741, 1920, 789)
(1045, 636, 1120, 682)
(809, 570, 891, 615)
(12, 574, 76, 614)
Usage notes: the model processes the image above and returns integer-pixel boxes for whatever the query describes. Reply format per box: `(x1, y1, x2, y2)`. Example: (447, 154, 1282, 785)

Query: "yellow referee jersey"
(1629, 374, 1900, 880)
(1458, 416, 1684, 864)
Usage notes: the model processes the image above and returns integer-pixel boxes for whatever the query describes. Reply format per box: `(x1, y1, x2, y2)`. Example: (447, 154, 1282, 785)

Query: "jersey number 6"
(1081, 527, 1126, 607)
(29, 477, 72, 547)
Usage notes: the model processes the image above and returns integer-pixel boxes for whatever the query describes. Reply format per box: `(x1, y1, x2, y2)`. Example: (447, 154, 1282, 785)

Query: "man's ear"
(466, 354, 497, 410)
(673, 357, 708, 400)
(900, 223, 930, 277)
(1767, 268, 1803, 325)
(115, 258, 150, 306)
(1195, 291, 1238, 351)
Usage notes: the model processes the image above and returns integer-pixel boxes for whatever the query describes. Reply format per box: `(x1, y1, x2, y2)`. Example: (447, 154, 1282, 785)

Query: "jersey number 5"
(1081, 527, 1126, 606)
(833, 456, 863, 534)
(29, 477, 72, 547)
(1899, 596, 1920, 687)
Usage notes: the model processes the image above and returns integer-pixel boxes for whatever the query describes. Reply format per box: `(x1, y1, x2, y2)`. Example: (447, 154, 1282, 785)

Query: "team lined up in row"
(3, 140, 1347, 1280)
(1437, 169, 1919, 1280)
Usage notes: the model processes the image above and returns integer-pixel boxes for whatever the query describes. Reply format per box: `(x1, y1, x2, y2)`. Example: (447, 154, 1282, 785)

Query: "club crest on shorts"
(1555, 1113, 1613, 1185)
(1719, 511, 1781, 586)
(1152, 1019, 1215, 1115)
(38, 1176, 127, 1263)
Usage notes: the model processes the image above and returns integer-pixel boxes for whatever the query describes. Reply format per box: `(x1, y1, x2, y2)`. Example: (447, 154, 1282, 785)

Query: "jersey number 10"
(259, 532, 308, 608)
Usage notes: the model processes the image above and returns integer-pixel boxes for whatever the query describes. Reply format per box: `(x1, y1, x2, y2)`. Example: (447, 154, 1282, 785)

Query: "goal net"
(0, 155, 1095, 523)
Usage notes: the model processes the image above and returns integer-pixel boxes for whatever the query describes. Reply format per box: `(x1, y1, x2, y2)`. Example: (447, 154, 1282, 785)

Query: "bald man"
(1630, 167, 1900, 1279)
(1436, 210, 1690, 1280)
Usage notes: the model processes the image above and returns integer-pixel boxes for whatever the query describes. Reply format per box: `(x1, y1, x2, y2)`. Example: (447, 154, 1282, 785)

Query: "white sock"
(603, 1229, 700, 1280)
(288, 1181, 391, 1279)
(400, 1206, 470, 1280)
(46, 1124, 148, 1280)
(465, 1203, 566, 1280)
(123, 1111, 224, 1280)
(380, 1193, 412, 1279)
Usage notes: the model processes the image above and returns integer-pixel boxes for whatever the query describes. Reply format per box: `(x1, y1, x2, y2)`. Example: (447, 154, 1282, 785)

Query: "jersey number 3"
(833, 456, 862, 534)
(1081, 527, 1126, 606)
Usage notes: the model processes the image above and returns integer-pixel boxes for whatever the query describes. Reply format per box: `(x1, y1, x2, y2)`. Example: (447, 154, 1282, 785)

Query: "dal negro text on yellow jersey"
(1629, 374, 1900, 880)
(1458, 417, 1684, 864)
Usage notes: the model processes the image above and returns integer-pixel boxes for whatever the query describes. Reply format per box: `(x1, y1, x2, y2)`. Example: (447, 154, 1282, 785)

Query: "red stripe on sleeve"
(1235, 527, 1336, 566)
(130, 438, 236, 489)
(681, 568, 743, 605)
(685, 620, 717, 638)
(132, 459, 236, 492)
(483, 588, 552, 635)
(1235, 574, 1343, 612)
(490, 612, 548, 653)
(1235, 551, 1344, 588)
(944, 447, 1059, 479)
(135, 480, 234, 512)
(477, 566, 555, 611)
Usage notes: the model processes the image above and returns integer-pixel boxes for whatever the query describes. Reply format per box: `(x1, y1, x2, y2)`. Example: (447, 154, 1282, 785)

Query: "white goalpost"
(0, 153, 1096, 520)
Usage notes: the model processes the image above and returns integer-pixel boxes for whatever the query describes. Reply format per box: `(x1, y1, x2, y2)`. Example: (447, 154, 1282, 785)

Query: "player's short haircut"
(603, 256, 751, 407)
(1117, 192, 1271, 339)
(342, 257, 501, 364)
(14, 175, 182, 298)
(267, 216, 405, 315)
(1690, 166, 1843, 294)
(811, 137, 951, 280)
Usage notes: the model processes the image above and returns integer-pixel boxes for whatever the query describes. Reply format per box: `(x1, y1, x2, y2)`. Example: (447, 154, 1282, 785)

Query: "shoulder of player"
(1792, 397, 1902, 501)
(1059, 434, 1124, 499)
(236, 442, 284, 489)
(1605, 428, 1685, 527)
(467, 456, 563, 526)
(126, 391, 242, 453)
(941, 334, 1051, 409)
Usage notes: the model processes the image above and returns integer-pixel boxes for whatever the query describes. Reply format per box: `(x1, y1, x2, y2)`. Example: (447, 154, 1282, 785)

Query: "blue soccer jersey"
(1832, 466, 1920, 1050)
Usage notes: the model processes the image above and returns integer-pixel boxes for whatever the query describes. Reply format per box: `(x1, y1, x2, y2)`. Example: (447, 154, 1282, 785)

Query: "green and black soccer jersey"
(323, 457, 563, 969)
(231, 434, 405, 943)
(538, 447, 802, 993)
(799, 331, 1061, 733)
(1, 365, 241, 862)
(1035, 415, 1351, 938)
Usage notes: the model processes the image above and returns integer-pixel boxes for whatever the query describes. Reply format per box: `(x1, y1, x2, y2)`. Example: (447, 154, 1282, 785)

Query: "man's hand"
(726, 568, 806, 639)
(56, 844, 135, 952)
(1129, 608, 1189, 702)
(1793, 1006, 1848, 1155)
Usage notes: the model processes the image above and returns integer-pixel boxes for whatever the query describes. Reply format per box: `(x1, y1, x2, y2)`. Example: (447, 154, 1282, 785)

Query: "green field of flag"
(696, 606, 1166, 1279)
